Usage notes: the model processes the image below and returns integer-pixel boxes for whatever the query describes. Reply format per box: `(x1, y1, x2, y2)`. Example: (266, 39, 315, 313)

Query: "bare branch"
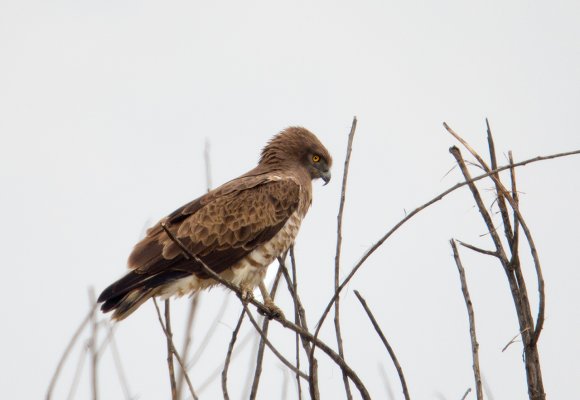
(461, 387, 472, 400)
(46, 301, 98, 399)
(446, 128, 546, 400)
(457, 239, 499, 257)
(288, 248, 319, 399)
(88, 288, 99, 400)
(222, 310, 245, 400)
(243, 305, 310, 382)
(450, 240, 483, 400)
(354, 290, 410, 400)
(163, 300, 178, 400)
(152, 298, 198, 400)
(107, 325, 134, 400)
(486, 118, 514, 246)
(250, 263, 285, 399)
(187, 295, 230, 369)
(502, 328, 529, 353)
(334, 116, 357, 400)
(444, 122, 546, 346)
(65, 343, 88, 400)
(176, 293, 199, 399)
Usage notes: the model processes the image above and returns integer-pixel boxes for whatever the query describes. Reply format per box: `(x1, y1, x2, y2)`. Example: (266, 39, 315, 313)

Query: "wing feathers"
(129, 176, 301, 278)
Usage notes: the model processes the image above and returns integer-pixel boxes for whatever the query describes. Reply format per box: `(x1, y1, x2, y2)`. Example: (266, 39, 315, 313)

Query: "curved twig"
(222, 310, 245, 400)
(354, 290, 410, 400)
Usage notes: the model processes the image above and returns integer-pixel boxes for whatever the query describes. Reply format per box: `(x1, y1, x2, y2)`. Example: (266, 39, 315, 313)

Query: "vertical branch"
(46, 302, 97, 400)
(288, 248, 319, 399)
(176, 294, 199, 399)
(354, 290, 410, 400)
(88, 288, 99, 400)
(290, 249, 303, 400)
(222, 310, 245, 400)
(508, 151, 520, 258)
(334, 116, 357, 400)
(249, 263, 285, 399)
(486, 119, 514, 246)
(152, 299, 199, 400)
(450, 240, 483, 400)
(164, 300, 178, 399)
(107, 326, 134, 400)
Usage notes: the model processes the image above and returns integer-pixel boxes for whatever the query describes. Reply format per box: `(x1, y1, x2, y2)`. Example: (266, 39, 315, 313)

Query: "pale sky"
(1, 1, 579, 399)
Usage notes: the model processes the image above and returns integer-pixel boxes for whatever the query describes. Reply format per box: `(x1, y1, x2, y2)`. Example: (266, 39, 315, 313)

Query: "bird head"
(260, 126, 332, 184)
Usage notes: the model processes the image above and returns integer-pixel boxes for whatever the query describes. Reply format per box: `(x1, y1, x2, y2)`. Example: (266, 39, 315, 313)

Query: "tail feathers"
(98, 270, 191, 320)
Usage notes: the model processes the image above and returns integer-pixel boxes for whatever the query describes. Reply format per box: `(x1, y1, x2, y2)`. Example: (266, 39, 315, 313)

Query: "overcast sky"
(1, 1, 579, 399)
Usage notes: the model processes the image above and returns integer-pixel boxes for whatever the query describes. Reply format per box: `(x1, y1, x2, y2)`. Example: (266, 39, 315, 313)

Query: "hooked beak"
(320, 170, 331, 186)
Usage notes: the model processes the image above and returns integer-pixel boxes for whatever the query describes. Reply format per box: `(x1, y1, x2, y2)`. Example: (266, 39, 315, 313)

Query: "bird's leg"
(258, 281, 284, 319)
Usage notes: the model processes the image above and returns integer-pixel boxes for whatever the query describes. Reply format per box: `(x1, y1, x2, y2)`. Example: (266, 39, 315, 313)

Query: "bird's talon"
(262, 300, 284, 320)
(240, 287, 254, 303)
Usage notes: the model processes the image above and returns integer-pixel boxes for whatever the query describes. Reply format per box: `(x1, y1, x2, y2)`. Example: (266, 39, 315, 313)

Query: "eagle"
(98, 127, 332, 320)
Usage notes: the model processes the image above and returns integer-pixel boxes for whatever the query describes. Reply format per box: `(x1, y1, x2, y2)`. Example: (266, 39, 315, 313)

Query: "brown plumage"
(98, 127, 332, 320)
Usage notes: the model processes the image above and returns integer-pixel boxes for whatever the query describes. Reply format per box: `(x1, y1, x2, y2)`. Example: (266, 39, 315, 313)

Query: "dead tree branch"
(450, 240, 483, 400)
(249, 262, 285, 399)
(309, 146, 579, 377)
(445, 122, 546, 400)
(354, 290, 410, 400)
(163, 300, 178, 399)
(334, 116, 357, 400)
(152, 298, 198, 400)
(221, 310, 245, 400)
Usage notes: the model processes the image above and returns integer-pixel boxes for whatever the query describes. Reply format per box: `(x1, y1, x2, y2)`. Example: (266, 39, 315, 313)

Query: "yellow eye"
(312, 154, 321, 163)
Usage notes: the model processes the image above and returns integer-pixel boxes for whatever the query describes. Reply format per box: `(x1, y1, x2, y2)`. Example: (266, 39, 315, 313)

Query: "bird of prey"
(98, 127, 332, 320)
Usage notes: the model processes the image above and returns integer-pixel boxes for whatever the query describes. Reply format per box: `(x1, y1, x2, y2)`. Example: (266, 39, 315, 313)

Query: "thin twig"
(176, 293, 199, 399)
(194, 329, 254, 395)
(502, 328, 529, 353)
(65, 343, 88, 400)
(461, 387, 472, 400)
(222, 310, 245, 400)
(450, 240, 483, 400)
(88, 288, 99, 400)
(250, 262, 285, 399)
(286, 251, 319, 397)
(334, 116, 357, 400)
(164, 300, 178, 399)
(108, 326, 134, 400)
(243, 305, 310, 381)
(354, 290, 410, 400)
(152, 298, 198, 400)
(187, 295, 230, 369)
(457, 239, 499, 257)
(289, 248, 304, 400)
(486, 118, 514, 246)
(46, 302, 98, 399)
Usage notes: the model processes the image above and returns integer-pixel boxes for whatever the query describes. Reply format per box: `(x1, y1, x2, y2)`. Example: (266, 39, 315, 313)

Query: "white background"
(1, 1, 579, 399)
